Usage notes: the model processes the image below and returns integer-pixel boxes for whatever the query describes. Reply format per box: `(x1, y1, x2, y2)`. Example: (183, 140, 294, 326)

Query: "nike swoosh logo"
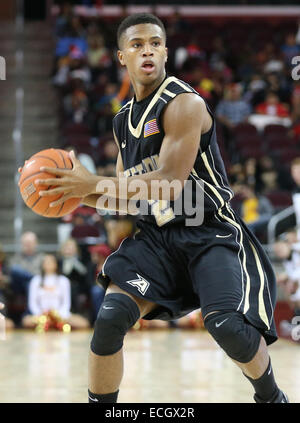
(216, 234, 232, 238)
(103, 306, 114, 310)
(121, 141, 126, 148)
(215, 318, 229, 328)
(88, 396, 99, 402)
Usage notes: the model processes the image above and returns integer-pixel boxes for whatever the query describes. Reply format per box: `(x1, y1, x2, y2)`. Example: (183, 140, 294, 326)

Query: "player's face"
(118, 23, 167, 86)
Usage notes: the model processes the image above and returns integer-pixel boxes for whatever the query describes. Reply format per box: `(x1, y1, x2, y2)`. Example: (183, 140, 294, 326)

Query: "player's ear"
(117, 50, 125, 66)
(165, 47, 168, 62)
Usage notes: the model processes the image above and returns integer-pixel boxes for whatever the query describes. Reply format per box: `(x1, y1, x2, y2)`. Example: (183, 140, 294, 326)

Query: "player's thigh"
(106, 282, 158, 318)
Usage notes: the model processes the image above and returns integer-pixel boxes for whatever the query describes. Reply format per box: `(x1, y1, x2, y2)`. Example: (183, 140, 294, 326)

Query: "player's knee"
(204, 311, 261, 363)
(90, 293, 140, 356)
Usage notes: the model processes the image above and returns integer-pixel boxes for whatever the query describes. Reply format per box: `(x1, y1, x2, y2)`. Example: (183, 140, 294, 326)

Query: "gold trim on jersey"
(249, 241, 270, 329)
(128, 76, 192, 138)
(163, 88, 176, 98)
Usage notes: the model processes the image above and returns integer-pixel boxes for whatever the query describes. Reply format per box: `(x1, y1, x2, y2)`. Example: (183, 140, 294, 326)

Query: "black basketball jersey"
(112, 75, 234, 227)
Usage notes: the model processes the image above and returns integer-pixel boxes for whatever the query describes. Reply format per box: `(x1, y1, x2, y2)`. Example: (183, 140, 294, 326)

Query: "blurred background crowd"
(1, 1, 300, 339)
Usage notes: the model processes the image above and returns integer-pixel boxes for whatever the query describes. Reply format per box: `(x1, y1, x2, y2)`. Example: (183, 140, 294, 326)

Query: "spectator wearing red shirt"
(255, 92, 290, 118)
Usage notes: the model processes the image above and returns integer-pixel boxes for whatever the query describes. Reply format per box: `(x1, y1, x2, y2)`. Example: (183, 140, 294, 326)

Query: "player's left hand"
(37, 151, 99, 207)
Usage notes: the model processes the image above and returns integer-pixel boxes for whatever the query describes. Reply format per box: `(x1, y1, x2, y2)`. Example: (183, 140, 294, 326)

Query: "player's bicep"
(158, 94, 206, 184)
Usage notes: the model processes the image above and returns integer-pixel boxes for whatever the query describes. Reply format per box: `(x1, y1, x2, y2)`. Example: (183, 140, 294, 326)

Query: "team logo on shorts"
(126, 273, 150, 295)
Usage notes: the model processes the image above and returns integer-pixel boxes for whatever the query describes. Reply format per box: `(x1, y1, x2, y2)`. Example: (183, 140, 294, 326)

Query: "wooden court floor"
(0, 328, 299, 403)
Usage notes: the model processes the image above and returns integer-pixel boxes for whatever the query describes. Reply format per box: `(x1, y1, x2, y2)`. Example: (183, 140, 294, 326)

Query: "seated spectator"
(63, 80, 88, 124)
(281, 32, 300, 68)
(22, 254, 90, 330)
(234, 184, 274, 236)
(243, 73, 267, 107)
(87, 34, 112, 81)
(87, 244, 112, 321)
(9, 232, 44, 298)
(58, 238, 89, 316)
(255, 92, 290, 118)
(55, 1, 73, 38)
(255, 155, 293, 193)
(216, 83, 251, 146)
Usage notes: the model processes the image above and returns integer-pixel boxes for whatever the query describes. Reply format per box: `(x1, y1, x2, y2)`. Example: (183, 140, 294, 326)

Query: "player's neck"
(133, 72, 166, 102)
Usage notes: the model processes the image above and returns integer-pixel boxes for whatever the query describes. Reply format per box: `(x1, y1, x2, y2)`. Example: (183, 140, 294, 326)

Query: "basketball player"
(37, 14, 288, 403)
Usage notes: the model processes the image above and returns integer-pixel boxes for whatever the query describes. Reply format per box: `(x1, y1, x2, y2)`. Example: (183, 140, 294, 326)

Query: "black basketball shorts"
(97, 207, 278, 345)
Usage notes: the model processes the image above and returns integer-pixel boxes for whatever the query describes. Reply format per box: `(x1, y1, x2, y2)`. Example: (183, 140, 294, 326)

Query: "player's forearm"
(92, 170, 183, 201)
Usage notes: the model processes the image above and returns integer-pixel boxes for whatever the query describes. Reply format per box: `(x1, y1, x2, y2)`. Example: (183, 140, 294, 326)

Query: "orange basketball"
(19, 148, 81, 218)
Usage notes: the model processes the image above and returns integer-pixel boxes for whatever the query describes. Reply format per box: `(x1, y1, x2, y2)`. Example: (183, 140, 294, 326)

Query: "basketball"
(19, 148, 81, 218)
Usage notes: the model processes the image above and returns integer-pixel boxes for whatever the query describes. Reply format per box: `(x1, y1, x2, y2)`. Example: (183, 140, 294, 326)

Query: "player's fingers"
(40, 167, 71, 176)
(39, 187, 72, 197)
(49, 193, 74, 208)
(0, 303, 4, 310)
(36, 178, 68, 186)
(69, 150, 80, 169)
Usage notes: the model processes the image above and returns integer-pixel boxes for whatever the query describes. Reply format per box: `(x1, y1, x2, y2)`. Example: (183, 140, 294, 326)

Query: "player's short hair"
(117, 13, 166, 49)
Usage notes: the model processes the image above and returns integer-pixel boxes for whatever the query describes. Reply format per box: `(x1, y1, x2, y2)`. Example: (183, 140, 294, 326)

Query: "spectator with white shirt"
(22, 254, 90, 329)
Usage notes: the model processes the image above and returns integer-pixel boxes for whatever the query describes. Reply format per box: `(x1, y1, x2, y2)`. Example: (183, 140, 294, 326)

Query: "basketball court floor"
(0, 328, 299, 403)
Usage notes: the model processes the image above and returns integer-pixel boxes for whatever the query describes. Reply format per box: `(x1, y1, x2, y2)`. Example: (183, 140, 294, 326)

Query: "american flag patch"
(144, 119, 160, 138)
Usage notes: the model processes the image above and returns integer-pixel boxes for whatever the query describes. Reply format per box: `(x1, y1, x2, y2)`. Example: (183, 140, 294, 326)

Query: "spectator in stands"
(87, 244, 111, 321)
(63, 82, 88, 123)
(68, 46, 91, 87)
(58, 238, 89, 316)
(55, 1, 73, 38)
(255, 92, 290, 118)
(87, 34, 112, 81)
(22, 254, 90, 329)
(280, 32, 300, 67)
(264, 73, 291, 104)
(9, 232, 44, 298)
(233, 183, 274, 236)
(256, 156, 293, 193)
(243, 73, 267, 107)
(216, 83, 251, 146)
